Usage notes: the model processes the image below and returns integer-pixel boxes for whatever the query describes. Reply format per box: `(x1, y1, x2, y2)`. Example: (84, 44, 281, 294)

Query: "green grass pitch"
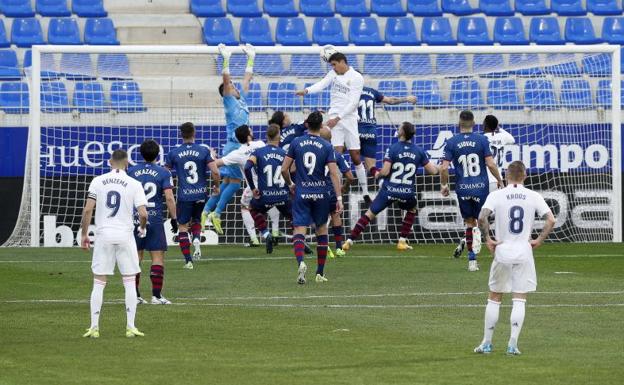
(0, 243, 622, 385)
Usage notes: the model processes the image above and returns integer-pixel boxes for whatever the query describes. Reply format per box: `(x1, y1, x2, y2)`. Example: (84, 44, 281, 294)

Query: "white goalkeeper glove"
(242, 43, 255, 73)
(218, 43, 231, 75)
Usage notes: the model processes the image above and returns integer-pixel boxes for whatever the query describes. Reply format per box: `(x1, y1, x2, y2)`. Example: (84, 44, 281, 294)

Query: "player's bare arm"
(530, 211, 555, 249)
(241, 43, 255, 93)
(341, 170, 355, 193)
(382, 95, 417, 105)
(485, 156, 504, 188)
(478, 207, 499, 254)
(208, 161, 221, 195)
(377, 160, 392, 179)
(164, 188, 178, 233)
(328, 162, 343, 214)
(281, 156, 295, 193)
(440, 160, 450, 196)
(80, 198, 96, 250)
(245, 155, 261, 198)
(136, 205, 148, 235)
(424, 162, 439, 175)
(218, 44, 236, 96)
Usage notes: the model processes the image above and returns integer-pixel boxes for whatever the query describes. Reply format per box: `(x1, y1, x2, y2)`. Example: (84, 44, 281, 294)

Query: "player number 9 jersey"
(287, 134, 336, 196)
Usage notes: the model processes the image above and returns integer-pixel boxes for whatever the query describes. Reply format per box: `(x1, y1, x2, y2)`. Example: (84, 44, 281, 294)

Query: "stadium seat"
(441, 0, 476, 16)
(203, 18, 237, 46)
(565, 17, 601, 44)
(0, 50, 21, 80)
(487, 79, 522, 110)
(0, 0, 35, 17)
(560, 79, 592, 109)
(385, 17, 419, 46)
(494, 17, 529, 45)
(190, 0, 225, 17)
(48, 18, 81, 45)
(72, 82, 108, 113)
(349, 18, 383, 46)
(552, 0, 586, 16)
(240, 17, 274, 46)
(97, 53, 131, 79)
(530, 17, 565, 45)
(457, 17, 493, 45)
(84, 18, 119, 45)
(479, 0, 513, 16)
(400, 54, 432, 75)
(524, 79, 557, 110)
(472, 54, 505, 76)
(0, 21, 11, 48)
(276, 18, 311, 45)
(264, 0, 298, 17)
(449, 80, 484, 110)
(596, 79, 624, 108)
(228, 0, 261, 17)
(313, 17, 347, 46)
(372, 0, 406, 16)
(36, 0, 70, 17)
(40, 81, 71, 113)
(515, 0, 550, 15)
(601, 17, 624, 44)
(268, 82, 299, 111)
(408, 0, 442, 16)
(378, 80, 412, 110)
(411, 80, 444, 108)
(436, 54, 468, 75)
(300, 0, 334, 16)
(289, 54, 324, 77)
(421, 17, 455, 46)
(11, 18, 45, 48)
(336, 0, 370, 17)
(588, 0, 622, 15)
(364, 54, 397, 76)
(72, 0, 107, 17)
(23, 50, 60, 79)
(543, 53, 581, 76)
(0, 82, 29, 114)
(234, 82, 263, 111)
(110, 81, 146, 113)
(304, 82, 330, 110)
(255, 54, 285, 76)
(60, 53, 95, 80)
(582, 54, 611, 77)
(509, 53, 541, 77)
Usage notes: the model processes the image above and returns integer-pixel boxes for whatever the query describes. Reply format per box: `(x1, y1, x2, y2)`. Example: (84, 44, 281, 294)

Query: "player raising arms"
(343, 122, 438, 251)
(128, 139, 177, 305)
(473, 161, 555, 355)
(440, 111, 503, 272)
(80, 149, 148, 338)
(282, 111, 343, 284)
(166, 122, 220, 269)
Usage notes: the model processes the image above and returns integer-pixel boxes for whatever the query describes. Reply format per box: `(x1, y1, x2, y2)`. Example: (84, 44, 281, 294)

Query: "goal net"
(4, 45, 622, 247)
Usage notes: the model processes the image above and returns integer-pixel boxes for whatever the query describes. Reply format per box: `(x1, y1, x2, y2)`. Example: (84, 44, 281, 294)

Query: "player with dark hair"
(269, 111, 307, 152)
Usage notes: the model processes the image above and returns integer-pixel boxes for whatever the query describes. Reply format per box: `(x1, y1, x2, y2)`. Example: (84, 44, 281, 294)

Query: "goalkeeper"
(202, 43, 256, 234)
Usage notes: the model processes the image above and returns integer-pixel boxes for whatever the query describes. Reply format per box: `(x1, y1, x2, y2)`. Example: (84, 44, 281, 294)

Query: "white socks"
(268, 207, 280, 234)
(509, 298, 526, 347)
(241, 209, 257, 240)
(89, 279, 106, 329)
(122, 276, 137, 329)
(482, 299, 501, 345)
(355, 163, 368, 196)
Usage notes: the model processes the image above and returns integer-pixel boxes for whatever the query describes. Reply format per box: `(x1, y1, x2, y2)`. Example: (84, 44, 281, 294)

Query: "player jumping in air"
(343, 122, 438, 251)
(440, 111, 503, 272)
(202, 43, 255, 235)
(166, 122, 220, 269)
(270, 110, 307, 152)
(473, 161, 555, 355)
(128, 139, 177, 305)
(281, 111, 343, 284)
(80, 149, 148, 338)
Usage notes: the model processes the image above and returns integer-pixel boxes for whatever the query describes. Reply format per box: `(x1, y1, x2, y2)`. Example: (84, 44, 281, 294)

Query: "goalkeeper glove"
(242, 43, 255, 73)
(218, 43, 231, 75)
(170, 218, 178, 234)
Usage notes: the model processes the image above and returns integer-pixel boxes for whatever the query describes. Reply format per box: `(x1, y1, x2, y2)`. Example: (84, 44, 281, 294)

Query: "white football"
(320, 45, 338, 63)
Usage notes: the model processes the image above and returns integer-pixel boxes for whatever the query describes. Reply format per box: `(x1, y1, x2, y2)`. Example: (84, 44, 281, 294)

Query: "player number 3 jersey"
(166, 143, 214, 202)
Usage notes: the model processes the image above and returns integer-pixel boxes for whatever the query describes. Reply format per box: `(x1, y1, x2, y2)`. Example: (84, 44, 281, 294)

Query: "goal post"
(5, 44, 622, 247)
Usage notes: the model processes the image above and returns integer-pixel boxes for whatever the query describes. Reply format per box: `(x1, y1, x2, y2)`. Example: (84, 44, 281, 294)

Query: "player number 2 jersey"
(287, 134, 336, 197)
(166, 143, 214, 202)
(382, 141, 430, 197)
(128, 162, 173, 225)
(252, 145, 289, 203)
(443, 133, 492, 195)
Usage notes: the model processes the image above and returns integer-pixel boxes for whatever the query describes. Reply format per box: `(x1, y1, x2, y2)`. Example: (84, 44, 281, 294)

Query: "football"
(320, 44, 338, 62)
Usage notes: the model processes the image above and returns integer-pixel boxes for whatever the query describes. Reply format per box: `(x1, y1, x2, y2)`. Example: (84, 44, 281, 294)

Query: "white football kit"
(221, 140, 265, 206)
(87, 169, 148, 275)
(481, 184, 551, 293)
(306, 66, 364, 150)
(484, 128, 515, 192)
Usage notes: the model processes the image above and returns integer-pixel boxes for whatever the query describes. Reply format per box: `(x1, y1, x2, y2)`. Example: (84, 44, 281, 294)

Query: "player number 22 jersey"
(382, 141, 430, 197)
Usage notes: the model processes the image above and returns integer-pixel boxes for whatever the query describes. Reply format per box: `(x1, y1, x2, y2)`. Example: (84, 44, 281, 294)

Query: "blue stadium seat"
(255, 54, 285, 76)
(110, 81, 146, 113)
(228, 0, 261, 17)
(313, 17, 347, 45)
(543, 53, 581, 76)
(509, 53, 542, 76)
(565, 17, 601, 44)
(588, 0, 622, 15)
(304, 82, 330, 110)
(240, 17, 274, 46)
(290, 54, 324, 77)
(487, 80, 522, 110)
(421, 17, 455, 45)
(524, 79, 557, 110)
(264, 0, 298, 17)
(234, 82, 263, 111)
(97, 53, 131, 80)
(300, 0, 333, 16)
(336, 0, 370, 17)
(72, 0, 107, 17)
(268, 82, 299, 111)
(0, 82, 29, 114)
(515, 0, 550, 15)
(41, 81, 71, 113)
(596, 80, 624, 108)
(0, 21, 11, 48)
(473, 54, 505, 76)
(494, 17, 529, 45)
(530, 17, 565, 45)
(11, 18, 45, 47)
(602, 17, 624, 44)
(408, 0, 442, 16)
(276, 18, 310, 45)
(364, 54, 397, 76)
(449, 80, 484, 110)
(582, 54, 611, 77)
(372, 0, 406, 16)
(385, 17, 419, 46)
(0, 49, 21, 80)
(480, 0, 513, 16)
(552, 0, 586, 16)
(442, 0, 476, 16)
(0, 0, 35, 17)
(23, 50, 60, 79)
(560, 79, 592, 109)
(48, 18, 81, 45)
(84, 18, 119, 45)
(190, 0, 225, 17)
(349, 17, 383, 46)
(457, 17, 493, 45)
(378, 80, 413, 111)
(411, 80, 444, 108)
(436, 54, 468, 75)
(400, 54, 432, 75)
(203, 18, 237, 46)
(73, 82, 107, 113)
(216, 54, 247, 76)
(60, 53, 95, 80)
(36, 0, 70, 17)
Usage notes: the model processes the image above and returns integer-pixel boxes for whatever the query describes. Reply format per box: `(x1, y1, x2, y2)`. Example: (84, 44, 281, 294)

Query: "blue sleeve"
(481, 136, 493, 158)
(337, 153, 350, 173)
(326, 144, 336, 164)
(383, 147, 392, 162)
(165, 151, 174, 169)
(162, 169, 173, 190)
(295, 124, 306, 136)
(443, 140, 453, 162)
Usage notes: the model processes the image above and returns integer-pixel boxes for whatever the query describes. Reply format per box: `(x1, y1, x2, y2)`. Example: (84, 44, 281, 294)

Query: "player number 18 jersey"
(443, 133, 492, 195)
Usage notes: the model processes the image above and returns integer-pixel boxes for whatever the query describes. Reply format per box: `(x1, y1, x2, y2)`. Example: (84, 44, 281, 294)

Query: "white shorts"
(330, 116, 360, 150)
(92, 237, 141, 276)
(241, 187, 252, 207)
(488, 259, 537, 294)
(489, 182, 499, 193)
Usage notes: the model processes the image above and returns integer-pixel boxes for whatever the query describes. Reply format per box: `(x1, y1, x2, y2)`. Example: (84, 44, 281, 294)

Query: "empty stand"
(515, 0, 550, 16)
(227, 0, 262, 17)
(408, 0, 442, 16)
(0, 21, 10, 48)
(421, 17, 455, 45)
(336, 0, 370, 17)
(203, 17, 237, 46)
(11, 18, 45, 48)
(565, 17, 601, 44)
(267, 82, 299, 111)
(412, 80, 444, 108)
(487, 79, 522, 110)
(449, 79, 484, 110)
(40, 81, 70, 113)
(458, 17, 493, 45)
(400, 54, 432, 75)
(349, 17, 383, 46)
(372, 0, 406, 17)
(530, 17, 565, 45)
(36, 0, 70, 17)
(190, 0, 225, 17)
(72, 81, 108, 113)
(264, 0, 298, 17)
(0, 82, 29, 114)
(494, 17, 529, 45)
(0, 0, 35, 18)
(385, 17, 419, 46)
(0, 49, 21, 80)
(240, 17, 274, 46)
(110, 81, 146, 112)
(480, 0, 514, 16)
(84, 18, 119, 45)
(442, 0, 476, 16)
(48, 18, 81, 45)
(276, 17, 311, 45)
(72, 0, 107, 17)
(551, 0, 586, 16)
(588, 0, 622, 16)
(313, 17, 347, 45)
(300, 0, 334, 16)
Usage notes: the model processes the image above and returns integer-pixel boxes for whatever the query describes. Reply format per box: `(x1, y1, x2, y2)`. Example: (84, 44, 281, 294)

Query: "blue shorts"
(358, 125, 377, 159)
(292, 193, 330, 227)
(134, 223, 167, 251)
(457, 192, 488, 220)
(251, 197, 292, 219)
(177, 200, 205, 224)
(221, 141, 242, 179)
(369, 189, 417, 216)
